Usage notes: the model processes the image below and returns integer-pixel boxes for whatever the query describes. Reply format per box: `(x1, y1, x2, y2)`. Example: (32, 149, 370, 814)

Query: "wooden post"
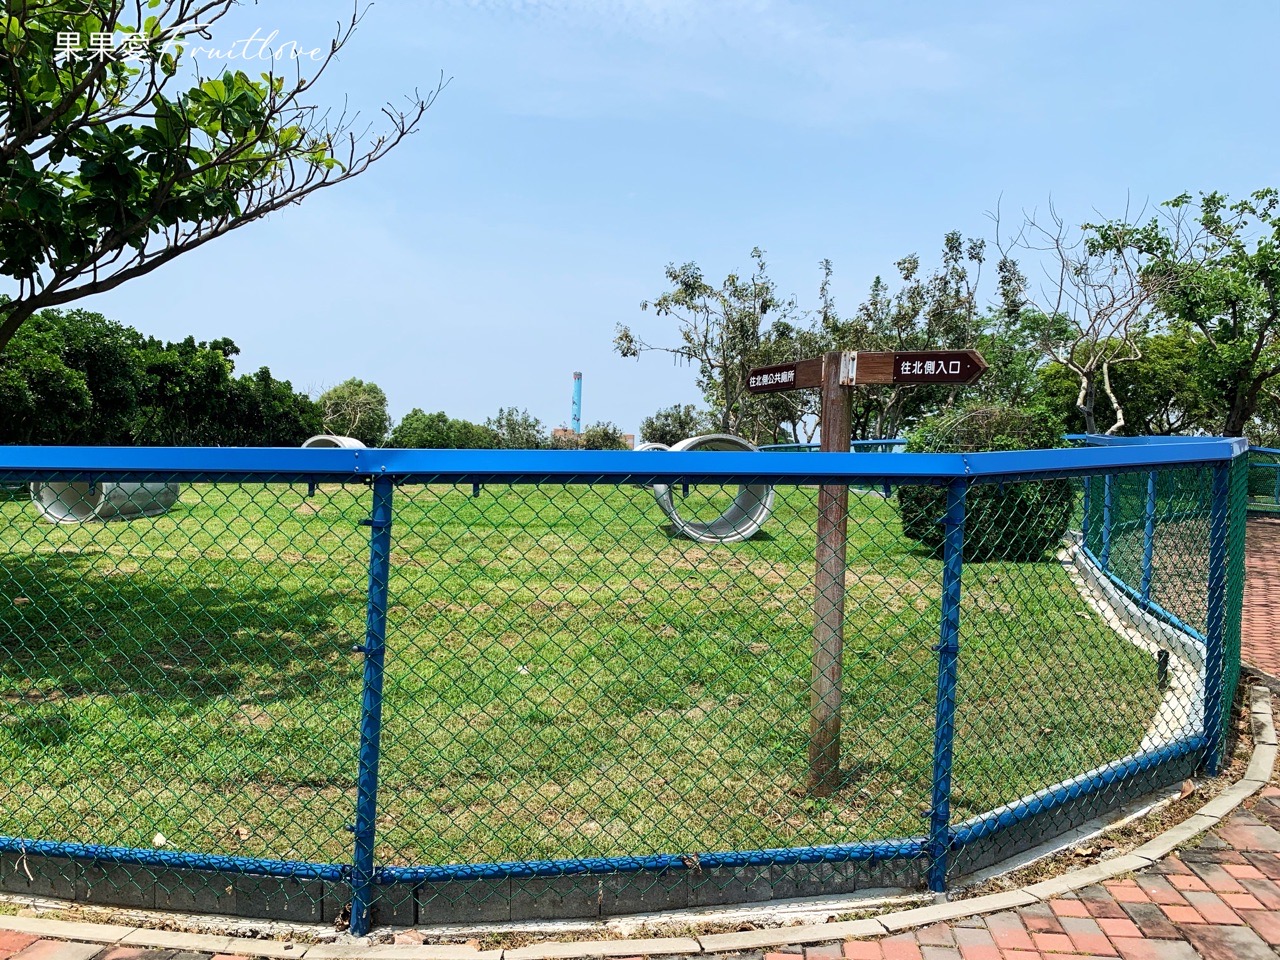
(809, 351, 853, 796)
(743, 348, 987, 798)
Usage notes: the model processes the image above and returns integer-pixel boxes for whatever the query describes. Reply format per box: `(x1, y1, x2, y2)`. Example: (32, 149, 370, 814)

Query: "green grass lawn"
(0, 480, 1162, 868)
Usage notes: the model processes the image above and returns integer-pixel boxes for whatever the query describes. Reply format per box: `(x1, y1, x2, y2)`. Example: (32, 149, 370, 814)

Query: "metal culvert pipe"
(301, 435, 367, 449)
(651, 434, 775, 543)
(301, 435, 366, 498)
(31, 481, 181, 524)
(631, 441, 670, 488)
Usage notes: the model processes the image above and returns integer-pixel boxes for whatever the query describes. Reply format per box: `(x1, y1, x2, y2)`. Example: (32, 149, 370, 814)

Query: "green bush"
(896, 404, 1075, 562)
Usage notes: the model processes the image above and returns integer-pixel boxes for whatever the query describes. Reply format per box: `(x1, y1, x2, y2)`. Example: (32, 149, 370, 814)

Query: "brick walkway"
(773, 786, 1280, 959)
(1245, 518, 1280, 678)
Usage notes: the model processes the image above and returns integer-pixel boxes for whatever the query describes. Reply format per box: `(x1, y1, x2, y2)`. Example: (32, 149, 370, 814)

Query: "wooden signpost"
(747, 349, 987, 796)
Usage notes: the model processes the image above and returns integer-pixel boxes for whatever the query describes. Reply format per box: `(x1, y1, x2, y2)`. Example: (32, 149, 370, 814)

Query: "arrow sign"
(745, 358, 824, 394)
(747, 350, 987, 394)
(851, 349, 988, 386)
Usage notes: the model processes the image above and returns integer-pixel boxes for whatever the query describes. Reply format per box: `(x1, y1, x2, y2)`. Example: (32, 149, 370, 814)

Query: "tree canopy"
(317, 377, 390, 447)
(639, 403, 710, 446)
(0, 301, 320, 444)
(0, 0, 441, 352)
(390, 409, 496, 449)
(1090, 189, 1280, 437)
(624, 195, 1280, 445)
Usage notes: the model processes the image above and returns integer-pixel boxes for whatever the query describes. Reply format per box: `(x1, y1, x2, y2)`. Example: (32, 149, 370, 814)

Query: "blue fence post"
(1140, 472, 1157, 606)
(351, 474, 394, 936)
(928, 479, 966, 892)
(1203, 462, 1231, 774)
(1101, 474, 1113, 570)
(1273, 463, 1279, 505)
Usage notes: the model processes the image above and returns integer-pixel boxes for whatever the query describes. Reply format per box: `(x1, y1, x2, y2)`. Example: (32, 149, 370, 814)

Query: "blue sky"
(57, 0, 1280, 434)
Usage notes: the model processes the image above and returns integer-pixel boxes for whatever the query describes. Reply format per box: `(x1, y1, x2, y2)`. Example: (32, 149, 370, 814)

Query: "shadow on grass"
(0, 552, 361, 706)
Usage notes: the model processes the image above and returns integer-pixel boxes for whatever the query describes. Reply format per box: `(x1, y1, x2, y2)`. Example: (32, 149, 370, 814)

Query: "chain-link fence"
(0, 439, 1247, 933)
(1247, 446, 1280, 514)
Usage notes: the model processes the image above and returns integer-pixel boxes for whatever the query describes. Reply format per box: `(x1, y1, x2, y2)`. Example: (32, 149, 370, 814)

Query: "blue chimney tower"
(571, 372, 583, 434)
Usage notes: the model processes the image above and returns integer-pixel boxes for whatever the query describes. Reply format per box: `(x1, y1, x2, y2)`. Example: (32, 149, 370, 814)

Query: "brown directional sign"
(853, 349, 987, 386)
(747, 350, 986, 394)
(746, 357, 823, 393)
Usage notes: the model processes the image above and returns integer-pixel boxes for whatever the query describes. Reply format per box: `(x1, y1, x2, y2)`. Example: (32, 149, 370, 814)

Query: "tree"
(750, 306, 829, 443)
(390, 408, 451, 448)
(997, 202, 1157, 434)
(224, 366, 322, 446)
(0, 301, 324, 445)
(1105, 332, 1213, 435)
(317, 377, 389, 446)
(638, 403, 710, 446)
(0, 302, 141, 443)
(486, 407, 546, 449)
(0, 1, 443, 352)
(130, 334, 239, 444)
(1094, 189, 1280, 437)
(451, 419, 499, 449)
(579, 420, 629, 450)
(390, 408, 496, 448)
(969, 308, 1048, 410)
(615, 247, 799, 438)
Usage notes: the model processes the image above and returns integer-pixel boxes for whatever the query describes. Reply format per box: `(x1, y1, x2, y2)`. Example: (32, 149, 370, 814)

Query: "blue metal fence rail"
(0, 436, 1249, 934)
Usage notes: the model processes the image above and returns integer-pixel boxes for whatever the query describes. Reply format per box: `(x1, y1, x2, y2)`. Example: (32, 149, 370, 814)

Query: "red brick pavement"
(820, 785, 1280, 959)
(1244, 519, 1280, 678)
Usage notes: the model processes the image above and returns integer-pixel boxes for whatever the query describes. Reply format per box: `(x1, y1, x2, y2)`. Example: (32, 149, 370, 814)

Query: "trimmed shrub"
(896, 404, 1075, 562)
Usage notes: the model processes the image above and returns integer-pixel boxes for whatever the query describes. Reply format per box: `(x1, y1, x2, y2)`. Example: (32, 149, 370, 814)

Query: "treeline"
(391, 407, 631, 450)
(0, 304, 632, 449)
(621, 190, 1280, 447)
(0, 306, 320, 446)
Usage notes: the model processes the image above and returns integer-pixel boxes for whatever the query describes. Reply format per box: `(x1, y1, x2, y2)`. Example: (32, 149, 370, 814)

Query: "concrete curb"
(0, 687, 1272, 960)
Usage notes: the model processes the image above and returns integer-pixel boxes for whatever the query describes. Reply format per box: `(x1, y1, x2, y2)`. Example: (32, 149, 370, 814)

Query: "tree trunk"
(1075, 371, 1097, 434)
(1223, 384, 1257, 437)
(1101, 361, 1126, 436)
(1217, 365, 1277, 437)
(0, 300, 40, 354)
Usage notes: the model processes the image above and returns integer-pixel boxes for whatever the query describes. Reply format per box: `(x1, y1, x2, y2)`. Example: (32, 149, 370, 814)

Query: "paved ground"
(816, 787, 1280, 958)
(1245, 518, 1280, 678)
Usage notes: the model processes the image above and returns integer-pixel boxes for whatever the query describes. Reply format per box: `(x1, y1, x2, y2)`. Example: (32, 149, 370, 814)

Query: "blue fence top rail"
(0, 437, 1248, 485)
(759, 440, 907, 453)
(1068, 433, 1231, 445)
